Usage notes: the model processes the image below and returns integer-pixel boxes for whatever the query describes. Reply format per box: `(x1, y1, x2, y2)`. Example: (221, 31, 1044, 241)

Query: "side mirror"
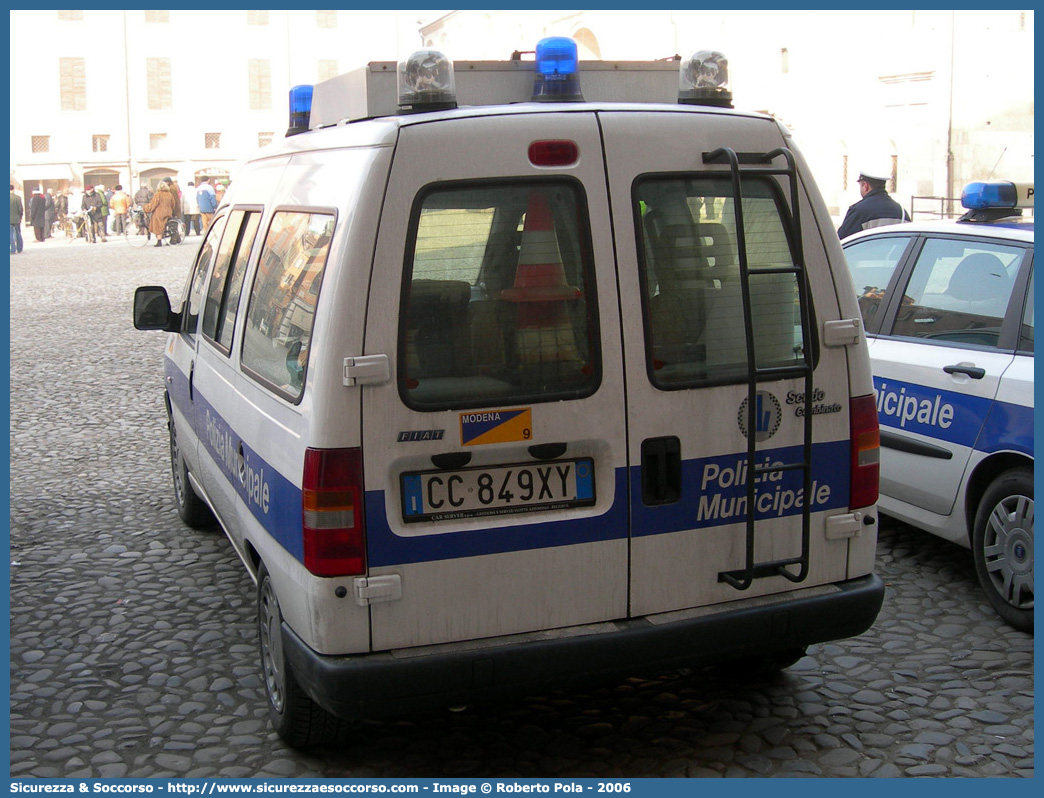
(133, 285, 180, 331)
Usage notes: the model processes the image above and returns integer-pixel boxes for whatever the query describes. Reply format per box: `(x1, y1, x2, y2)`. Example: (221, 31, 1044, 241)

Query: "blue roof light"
(962, 181, 1029, 210)
(958, 180, 1033, 223)
(287, 84, 313, 136)
(531, 37, 583, 102)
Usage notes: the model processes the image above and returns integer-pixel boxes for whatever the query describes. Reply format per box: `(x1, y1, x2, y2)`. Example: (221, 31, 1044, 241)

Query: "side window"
(842, 234, 914, 331)
(182, 215, 229, 337)
(400, 181, 600, 409)
(241, 210, 335, 400)
(635, 175, 808, 388)
(1019, 270, 1034, 352)
(888, 238, 1028, 348)
(200, 209, 262, 352)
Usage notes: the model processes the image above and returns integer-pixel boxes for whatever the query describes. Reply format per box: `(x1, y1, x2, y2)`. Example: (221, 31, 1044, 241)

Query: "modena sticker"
(460, 408, 533, 446)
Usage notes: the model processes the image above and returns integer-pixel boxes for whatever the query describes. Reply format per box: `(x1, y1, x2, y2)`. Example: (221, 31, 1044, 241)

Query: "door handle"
(641, 436, 681, 505)
(943, 363, 986, 380)
(188, 362, 195, 400)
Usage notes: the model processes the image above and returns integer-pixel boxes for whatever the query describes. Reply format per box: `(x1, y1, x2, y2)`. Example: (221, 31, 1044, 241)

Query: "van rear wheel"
(972, 469, 1034, 633)
(257, 564, 346, 747)
(168, 416, 215, 529)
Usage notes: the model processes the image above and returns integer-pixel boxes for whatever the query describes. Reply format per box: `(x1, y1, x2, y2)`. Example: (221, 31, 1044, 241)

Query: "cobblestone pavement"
(8, 238, 1034, 778)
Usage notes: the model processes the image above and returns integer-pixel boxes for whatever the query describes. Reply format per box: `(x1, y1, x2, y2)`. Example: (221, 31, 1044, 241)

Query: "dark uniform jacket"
(837, 188, 910, 239)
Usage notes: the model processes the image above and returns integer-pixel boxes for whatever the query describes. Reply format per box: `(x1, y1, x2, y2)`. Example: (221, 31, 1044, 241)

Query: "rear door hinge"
(353, 574, 402, 606)
(823, 318, 862, 347)
(825, 512, 863, 540)
(344, 354, 390, 386)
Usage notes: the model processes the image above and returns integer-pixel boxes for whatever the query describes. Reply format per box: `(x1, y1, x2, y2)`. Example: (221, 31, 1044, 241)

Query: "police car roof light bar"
(959, 181, 1034, 223)
(962, 181, 1034, 211)
(531, 37, 584, 102)
(286, 84, 313, 137)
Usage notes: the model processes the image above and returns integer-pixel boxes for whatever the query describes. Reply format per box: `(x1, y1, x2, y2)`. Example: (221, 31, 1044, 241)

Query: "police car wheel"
(257, 564, 346, 747)
(168, 416, 215, 529)
(972, 469, 1034, 633)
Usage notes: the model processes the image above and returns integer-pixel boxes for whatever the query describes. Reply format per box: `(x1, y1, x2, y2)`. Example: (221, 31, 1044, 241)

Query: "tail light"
(849, 394, 880, 510)
(302, 447, 366, 576)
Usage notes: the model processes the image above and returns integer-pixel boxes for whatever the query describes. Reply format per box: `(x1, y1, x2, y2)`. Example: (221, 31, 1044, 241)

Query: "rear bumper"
(284, 573, 885, 721)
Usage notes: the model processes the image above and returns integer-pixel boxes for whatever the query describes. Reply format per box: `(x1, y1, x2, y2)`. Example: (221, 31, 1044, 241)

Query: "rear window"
(399, 181, 601, 410)
(635, 175, 810, 389)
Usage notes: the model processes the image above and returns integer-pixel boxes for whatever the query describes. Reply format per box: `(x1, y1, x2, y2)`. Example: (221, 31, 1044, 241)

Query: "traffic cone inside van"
(500, 192, 583, 369)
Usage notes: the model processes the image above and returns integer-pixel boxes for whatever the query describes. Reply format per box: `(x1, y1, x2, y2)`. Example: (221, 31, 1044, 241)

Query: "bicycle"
(126, 207, 185, 248)
(63, 211, 95, 244)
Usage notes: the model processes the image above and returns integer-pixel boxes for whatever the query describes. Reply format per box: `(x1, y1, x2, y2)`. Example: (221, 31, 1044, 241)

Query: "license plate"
(401, 458, 595, 522)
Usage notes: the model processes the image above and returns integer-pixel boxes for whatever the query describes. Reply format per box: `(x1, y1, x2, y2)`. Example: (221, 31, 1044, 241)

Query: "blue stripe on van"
(191, 390, 305, 561)
(629, 440, 851, 537)
(365, 469, 630, 568)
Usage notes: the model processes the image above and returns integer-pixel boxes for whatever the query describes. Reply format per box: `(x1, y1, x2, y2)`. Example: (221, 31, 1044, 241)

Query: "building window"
(316, 10, 336, 28)
(57, 11, 83, 21)
(247, 10, 269, 25)
(145, 11, 169, 23)
(92, 134, 109, 153)
(205, 132, 222, 149)
(147, 58, 173, 110)
(59, 57, 87, 111)
(318, 59, 338, 82)
(32, 136, 50, 154)
(248, 59, 272, 110)
(149, 133, 167, 150)
(258, 132, 273, 148)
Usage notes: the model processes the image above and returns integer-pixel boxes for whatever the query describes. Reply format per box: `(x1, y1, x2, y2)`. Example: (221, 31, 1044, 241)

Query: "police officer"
(837, 170, 910, 239)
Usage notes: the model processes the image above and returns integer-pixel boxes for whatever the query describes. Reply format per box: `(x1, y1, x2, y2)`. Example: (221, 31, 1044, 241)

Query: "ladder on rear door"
(703, 147, 815, 590)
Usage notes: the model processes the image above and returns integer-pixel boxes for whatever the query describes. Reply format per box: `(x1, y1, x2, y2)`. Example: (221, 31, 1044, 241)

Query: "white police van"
(134, 40, 884, 746)
(842, 181, 1033, 632)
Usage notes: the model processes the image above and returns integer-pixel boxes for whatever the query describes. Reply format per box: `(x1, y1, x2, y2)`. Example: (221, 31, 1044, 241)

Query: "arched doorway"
(139, 167, 178, 194)
(573, 28, 601, 60)
(83, 169, 120, 193)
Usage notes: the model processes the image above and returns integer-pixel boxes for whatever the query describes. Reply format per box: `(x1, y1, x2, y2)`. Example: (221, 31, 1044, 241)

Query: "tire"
(257, 564, 346, 747)
(972, 468, 1034, 633)
(168, 415, 216, 529)
(167, 219, 185, 245)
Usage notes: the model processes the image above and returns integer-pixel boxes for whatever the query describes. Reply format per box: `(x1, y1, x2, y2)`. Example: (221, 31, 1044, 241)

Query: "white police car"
(842, 181, 1033, 632)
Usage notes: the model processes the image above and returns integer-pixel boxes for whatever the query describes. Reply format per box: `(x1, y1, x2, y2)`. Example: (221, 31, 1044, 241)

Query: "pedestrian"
(182, 180, 201, 235)
(214, 180, 226, 206)
(29, 187, 48, 242)
(134, 182, 153, 208)
(837, 169, 911, 239)
(143, 181, 175, 247)
(197, 176, 217, 231)
(43, 189, 55, 239)
(163, 177, 182, 221)
(95, 185, 111, 236)
(81, 185, 106, 243)
(10, 184, 24, 254)
(56, 189, 69, 227)
(110, 184, 130, 235)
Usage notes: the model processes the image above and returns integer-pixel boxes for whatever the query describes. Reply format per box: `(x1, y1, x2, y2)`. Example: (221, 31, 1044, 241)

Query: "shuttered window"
(147, 58, 173, 110)
(59, 57, 87, 111)
(248, 59, 272, 110)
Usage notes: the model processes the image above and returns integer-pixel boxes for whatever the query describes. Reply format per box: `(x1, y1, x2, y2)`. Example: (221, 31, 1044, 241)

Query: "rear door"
(600, 111, 857, 615)
(361, 112, 629, 650)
